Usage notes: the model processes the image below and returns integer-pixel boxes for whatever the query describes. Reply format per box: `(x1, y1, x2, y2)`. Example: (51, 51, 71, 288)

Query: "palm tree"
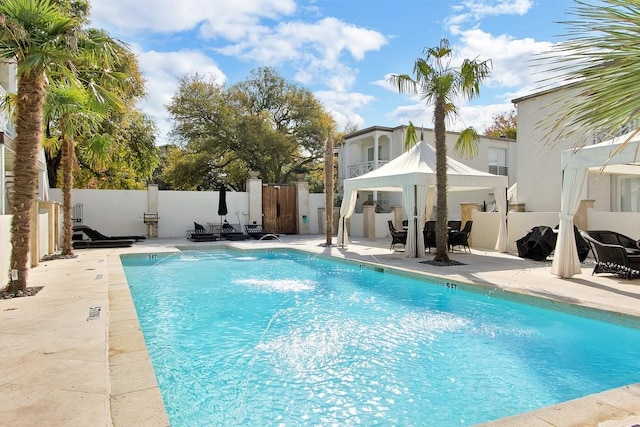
(44, 81, 122, 255)
(324, 133, 334, 246)
(0, 0, 78, 292)
(389, 39, 490, 262)
(539, 0, 640, 148)
(0, 0, 128, 291)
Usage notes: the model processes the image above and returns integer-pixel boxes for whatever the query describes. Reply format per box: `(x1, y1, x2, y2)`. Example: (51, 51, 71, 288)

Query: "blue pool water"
(122, 249, 640, 426)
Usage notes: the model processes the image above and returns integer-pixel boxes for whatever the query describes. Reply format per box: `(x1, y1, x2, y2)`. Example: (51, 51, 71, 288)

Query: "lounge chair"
(72, 224, 146, 241)
(449, 221, 473, 253)
(186, 222, 218, 242)
(244, 224, 278, 240)
(221, 222, 250, 241)
(580, 231, 640, 279)
(72, 239, 135, 249)
(387, 220, 407, 250)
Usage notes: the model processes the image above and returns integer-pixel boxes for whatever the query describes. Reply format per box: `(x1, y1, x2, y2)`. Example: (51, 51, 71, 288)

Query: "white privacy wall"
(49, 189, 148, 236)
(49, 189, 251, 238)
(158, 190, 249, 238)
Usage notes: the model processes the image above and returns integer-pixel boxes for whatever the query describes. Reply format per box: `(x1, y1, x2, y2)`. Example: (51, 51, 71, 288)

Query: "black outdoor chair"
(423, 220, 436, 252)
(449, 221, 473, 253)
(447, 220, 462, 232)
(583, 230, 640, 255)
(388, 220, 407, 250)
(581, 231, 640, 279)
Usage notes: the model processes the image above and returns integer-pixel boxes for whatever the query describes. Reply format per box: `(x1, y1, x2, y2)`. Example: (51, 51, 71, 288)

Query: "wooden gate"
(262, 184, 297, 234)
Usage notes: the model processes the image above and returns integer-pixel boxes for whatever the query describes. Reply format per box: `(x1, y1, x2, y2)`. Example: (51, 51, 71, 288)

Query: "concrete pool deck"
(1, 234, 640, 426)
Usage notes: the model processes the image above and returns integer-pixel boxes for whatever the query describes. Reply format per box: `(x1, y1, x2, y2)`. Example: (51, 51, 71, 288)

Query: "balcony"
(347, 160, 389, 178)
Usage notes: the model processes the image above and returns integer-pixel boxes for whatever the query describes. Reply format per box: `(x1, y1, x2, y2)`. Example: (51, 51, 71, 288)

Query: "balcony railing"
(347, 160, 389, 178)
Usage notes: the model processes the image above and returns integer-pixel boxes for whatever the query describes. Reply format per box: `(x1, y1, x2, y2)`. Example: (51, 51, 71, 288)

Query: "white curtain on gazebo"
(402, 184, 428, 258)
(494, 186, 508, 252)
(337, 189, 358, 247)
(551, 168, 587, 277)
(402, 185, 417, 258)
(552, 130, 640, 278)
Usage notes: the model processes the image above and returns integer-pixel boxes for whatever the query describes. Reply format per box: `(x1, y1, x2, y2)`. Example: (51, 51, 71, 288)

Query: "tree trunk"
(324, 135, 334, 245)
(433, 96, 449, 262)
(60, 133, 74, 255)
(8, 71, 46, 292)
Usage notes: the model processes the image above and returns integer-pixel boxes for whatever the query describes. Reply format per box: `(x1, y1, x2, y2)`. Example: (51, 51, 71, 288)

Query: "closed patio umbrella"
(218, 185, 228, 236)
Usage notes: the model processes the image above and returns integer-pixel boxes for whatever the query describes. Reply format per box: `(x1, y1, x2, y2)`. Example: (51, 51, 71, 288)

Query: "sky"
(87, 0, 578, 145)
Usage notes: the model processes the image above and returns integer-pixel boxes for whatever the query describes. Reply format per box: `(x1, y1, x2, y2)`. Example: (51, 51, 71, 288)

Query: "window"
(367, 145, 383, 162)
(489, 147, 508, 176)
(619, 176, 640, 212)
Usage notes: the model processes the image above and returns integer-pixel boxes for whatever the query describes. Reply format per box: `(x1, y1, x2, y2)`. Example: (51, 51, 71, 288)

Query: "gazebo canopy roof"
(343, 140, 508, 193)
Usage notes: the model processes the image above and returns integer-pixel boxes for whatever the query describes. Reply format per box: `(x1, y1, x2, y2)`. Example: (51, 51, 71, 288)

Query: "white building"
(0, 60, 18, 216)
(338, 125, 516, 219)
(512, 86, 640, 213)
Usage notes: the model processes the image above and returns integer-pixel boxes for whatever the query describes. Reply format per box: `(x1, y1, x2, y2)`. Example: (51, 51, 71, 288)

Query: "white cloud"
(133, 48, 227, 144)
(445, 0, 533, 33)
(455, 29, 555, 87)
(314, 90, 375, 130)
(89, 0, 296, 37)
(214, 17, 387, 89)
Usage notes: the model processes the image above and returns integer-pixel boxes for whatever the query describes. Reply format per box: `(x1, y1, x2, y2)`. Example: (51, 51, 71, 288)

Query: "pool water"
(122, 249, 640, 426)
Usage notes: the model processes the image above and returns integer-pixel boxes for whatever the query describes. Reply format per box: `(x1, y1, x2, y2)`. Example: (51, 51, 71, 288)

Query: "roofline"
(344, 124, 515, 142)
(344, 125, 395, 139)
(511, 83, 576, 104)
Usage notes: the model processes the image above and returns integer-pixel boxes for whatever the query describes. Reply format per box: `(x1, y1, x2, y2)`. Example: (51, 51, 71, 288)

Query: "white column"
(373, 133, 379, 202)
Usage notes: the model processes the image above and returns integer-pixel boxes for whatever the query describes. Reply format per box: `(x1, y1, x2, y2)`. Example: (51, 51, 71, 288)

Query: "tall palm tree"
(0, 0, 78, 292)
(46, 28, 129, 256)
(324, 133, 334, 246)
(1, 0, 128, 291)
(389, 39, 490, 262)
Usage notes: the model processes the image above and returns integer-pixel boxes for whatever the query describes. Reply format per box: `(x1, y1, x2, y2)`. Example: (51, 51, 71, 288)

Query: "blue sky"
(87, 0, 577, 144)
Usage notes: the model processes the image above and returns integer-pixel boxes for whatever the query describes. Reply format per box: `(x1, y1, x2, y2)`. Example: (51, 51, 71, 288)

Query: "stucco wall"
(587, 208, 640, 239)
(49, 188, 148, 236)
(515, 86, 599, 212)
(48, 188, 327, 238)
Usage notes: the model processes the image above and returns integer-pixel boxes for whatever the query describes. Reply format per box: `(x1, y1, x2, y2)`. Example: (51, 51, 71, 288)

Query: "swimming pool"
(122, 249, 640, 426)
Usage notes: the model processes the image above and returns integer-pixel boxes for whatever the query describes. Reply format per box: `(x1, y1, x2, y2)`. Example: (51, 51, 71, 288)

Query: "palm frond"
(453, 127, 481, 159)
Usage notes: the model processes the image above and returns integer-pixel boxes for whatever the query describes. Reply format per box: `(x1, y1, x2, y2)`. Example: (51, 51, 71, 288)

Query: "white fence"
(48, 188, 325, 238)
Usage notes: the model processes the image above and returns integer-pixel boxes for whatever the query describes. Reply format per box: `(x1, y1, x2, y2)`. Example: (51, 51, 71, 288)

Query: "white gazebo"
(552, 130, 640, 278)
(337, 140, 509, 257)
